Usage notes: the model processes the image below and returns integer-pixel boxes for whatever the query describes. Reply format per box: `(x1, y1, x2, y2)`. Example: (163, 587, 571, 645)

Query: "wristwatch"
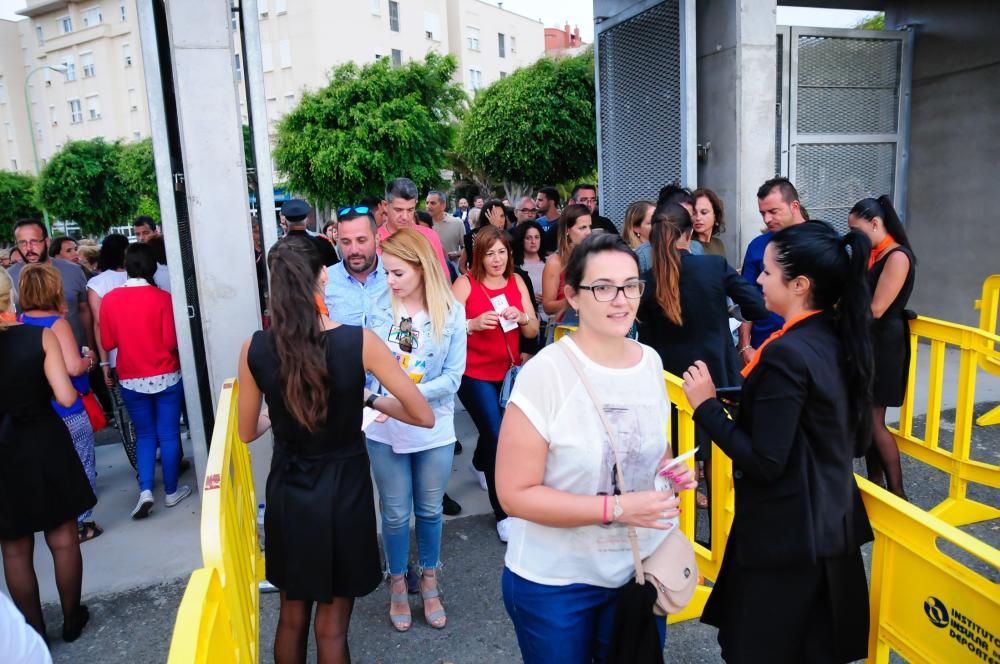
(364, 393, 378, 409)
(612, 495, 624, 522)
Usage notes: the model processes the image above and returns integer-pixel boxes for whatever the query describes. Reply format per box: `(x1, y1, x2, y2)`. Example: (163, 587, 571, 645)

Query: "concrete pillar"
(695, 0, 777, 264)
(161, 0, 261, 400)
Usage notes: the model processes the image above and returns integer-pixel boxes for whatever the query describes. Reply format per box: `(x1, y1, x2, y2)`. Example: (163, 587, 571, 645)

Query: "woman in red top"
(452, 226, 538, 541)
(99, 243, 191, 519)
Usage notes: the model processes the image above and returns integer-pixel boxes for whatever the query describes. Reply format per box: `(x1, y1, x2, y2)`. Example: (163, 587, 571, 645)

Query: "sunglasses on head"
(338, 206, 371, 216)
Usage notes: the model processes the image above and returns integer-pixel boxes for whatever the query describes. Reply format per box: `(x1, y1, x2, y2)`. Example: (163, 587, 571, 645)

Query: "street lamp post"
(23, 64, 68, 236)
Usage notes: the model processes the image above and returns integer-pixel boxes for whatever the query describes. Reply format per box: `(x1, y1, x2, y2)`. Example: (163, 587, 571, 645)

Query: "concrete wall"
(885, 0, 1000, 325)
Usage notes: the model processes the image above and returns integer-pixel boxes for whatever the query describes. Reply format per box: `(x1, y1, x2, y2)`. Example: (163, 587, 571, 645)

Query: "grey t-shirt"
(9, 258, 90, 346)
(433, 216, 465, 257)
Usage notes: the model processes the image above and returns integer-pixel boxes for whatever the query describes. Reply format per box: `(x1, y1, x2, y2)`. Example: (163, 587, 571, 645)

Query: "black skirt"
(264, 447, 382, 602)
(701, 538, 870, 664)
(872, 314, 910, 407)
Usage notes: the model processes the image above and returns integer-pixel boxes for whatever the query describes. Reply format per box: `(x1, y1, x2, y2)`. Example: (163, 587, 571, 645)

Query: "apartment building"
(1, 0, 544, 176)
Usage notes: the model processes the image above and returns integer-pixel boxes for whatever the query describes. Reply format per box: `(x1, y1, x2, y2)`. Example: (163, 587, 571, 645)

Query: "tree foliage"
(272, 53, 466, 207)
(456, 49, 597, 202)
(37, 139, 139, 236)
(0, 171, 41, 242)
(855, 13, 885, 30)
(118, 138, 160, 222)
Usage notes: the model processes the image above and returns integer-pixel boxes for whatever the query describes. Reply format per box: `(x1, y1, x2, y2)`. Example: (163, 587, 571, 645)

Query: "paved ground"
(37, 398, 999, 664)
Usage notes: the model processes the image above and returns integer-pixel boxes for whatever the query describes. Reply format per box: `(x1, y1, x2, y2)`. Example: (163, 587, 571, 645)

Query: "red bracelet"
(602, 495, 609, 524)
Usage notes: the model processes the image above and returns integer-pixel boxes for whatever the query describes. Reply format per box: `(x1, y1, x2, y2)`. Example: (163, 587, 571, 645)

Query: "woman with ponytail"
(682, 221, 875, 663)
(236, 235, 433, 664)
(849, 195, 916, 499)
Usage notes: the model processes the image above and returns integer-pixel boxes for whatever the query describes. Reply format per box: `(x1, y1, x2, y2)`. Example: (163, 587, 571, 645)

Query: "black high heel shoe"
(62, 605, 90, 642)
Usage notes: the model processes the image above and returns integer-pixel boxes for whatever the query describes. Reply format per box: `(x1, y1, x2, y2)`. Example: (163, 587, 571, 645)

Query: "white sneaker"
(496, 517, 511, 543)
(165, 485, 192, 507)
(131, 490, 154, 519)
(469, 463, 487, 491)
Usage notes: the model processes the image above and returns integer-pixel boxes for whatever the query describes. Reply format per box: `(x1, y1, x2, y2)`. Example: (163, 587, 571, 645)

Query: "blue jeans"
(119, 380, 184, 493)
(366, 440, 455, 575)
(502, 568, 666, 664)
(457, 375, 505, 521)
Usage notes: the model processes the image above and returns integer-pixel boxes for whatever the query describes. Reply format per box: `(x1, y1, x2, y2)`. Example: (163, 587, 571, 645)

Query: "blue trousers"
(119, 380, 184, 493)
(457, 375, 505, 521)
(366, 440, 454, 575)
(502, 567, 666, 664)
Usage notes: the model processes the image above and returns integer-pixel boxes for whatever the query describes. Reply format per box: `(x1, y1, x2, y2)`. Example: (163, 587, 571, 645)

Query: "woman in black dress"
(683, 221, 875, 663)
(0, 266, 96, 642)
(235, 236, 433, 664)
(849, 195, 916, 499)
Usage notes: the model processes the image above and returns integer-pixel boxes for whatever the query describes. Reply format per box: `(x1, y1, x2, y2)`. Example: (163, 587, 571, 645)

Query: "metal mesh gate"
(595, 0, 693, 228)
(777, 27, 911, 232)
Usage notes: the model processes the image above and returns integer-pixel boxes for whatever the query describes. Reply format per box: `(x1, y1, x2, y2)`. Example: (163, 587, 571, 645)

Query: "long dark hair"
(849, 195, 914, 259)
(648, 203, 688, 325)
(770, 221, 874, 440)
(512, 220, 547, 265)
(266, 235, 329, 432)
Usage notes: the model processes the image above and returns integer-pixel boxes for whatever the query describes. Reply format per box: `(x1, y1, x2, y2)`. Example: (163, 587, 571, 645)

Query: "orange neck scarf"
(741, 309, 822, 378)
(0, 311, 15, 324)
(868, 235, 895, 270)
(314, 293, 329, 318)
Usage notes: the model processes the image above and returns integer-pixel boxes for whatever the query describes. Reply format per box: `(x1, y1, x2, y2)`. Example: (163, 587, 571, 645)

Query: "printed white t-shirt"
(87, 269, 128, 367)
(367, 307, 456, 454)
(505, 337, 671, 588)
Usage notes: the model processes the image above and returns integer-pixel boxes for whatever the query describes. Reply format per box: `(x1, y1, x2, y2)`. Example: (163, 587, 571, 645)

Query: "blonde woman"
(621, 200, 655, 272)
(541, 204, 593, 328)
(367, 229, 468, 632)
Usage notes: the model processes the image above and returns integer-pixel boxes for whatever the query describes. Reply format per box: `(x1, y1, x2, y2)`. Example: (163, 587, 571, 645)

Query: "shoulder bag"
(558, 340, 698, 615)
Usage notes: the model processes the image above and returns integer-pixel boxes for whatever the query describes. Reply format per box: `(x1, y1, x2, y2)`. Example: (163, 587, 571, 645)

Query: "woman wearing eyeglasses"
(365, 229, 467, 632)
(452, 226, 538, 543)
(495, 234, 698, 663)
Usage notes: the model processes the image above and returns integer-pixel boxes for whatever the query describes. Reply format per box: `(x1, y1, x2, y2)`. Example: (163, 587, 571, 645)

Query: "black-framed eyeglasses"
(338, 206, 371, 216)
(577, 280, 645, 302)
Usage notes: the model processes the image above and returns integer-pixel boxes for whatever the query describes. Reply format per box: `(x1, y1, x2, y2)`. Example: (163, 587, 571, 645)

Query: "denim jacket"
(371, 301, 467, 408)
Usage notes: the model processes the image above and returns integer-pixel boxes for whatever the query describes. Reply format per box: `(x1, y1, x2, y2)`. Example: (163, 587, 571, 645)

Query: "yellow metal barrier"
(860, 476, 1000, 663)
(167, 568, 239, 664)
(892, 316, 1000, 526)
(974, 275, 1000, 426)
(169, 379, 261, 663)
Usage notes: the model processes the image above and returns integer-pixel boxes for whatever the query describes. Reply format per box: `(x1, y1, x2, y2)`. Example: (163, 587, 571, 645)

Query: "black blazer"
(638, 253, 767, 386)
(693, 312, 873, 568)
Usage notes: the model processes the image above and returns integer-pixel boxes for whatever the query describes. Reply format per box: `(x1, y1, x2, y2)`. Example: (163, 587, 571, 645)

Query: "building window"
(82, 6, 103, 27)
(498, 33, 506, 58)
(279, 40, 291, 68)
(4, 121, 12, 140)
(284, 92, 295, 110)
(69, 99, 83, 124)
(133, 130, 141, 140)
(10, 159, 16, 170)
(388, 1, 399, 32)
(128, 88, 138, 111)
(275, 0, 287, 14)
(35, 25, 43, 46)
(511, 35, 517, 53)
(63, 57, 77, 81)
(499, 71, 508, 79)
(231, 13, 238, 31)
(86, 95, 101, 120)
(466, 27, 480, 51)
(123, 43, 133, 67)
(0, 80, 6, 104)
(468, 68, 482, 91)
(59, 16, 72, 34)
(234, 54, 242, 77)
(259, 0, 268, 16)
(370, 0, 380, 16)
(424, 12, 440, 41)
(391, 49, 402, 67)
(120, 0, 127, 22)
(49, 104, 57, 125)
(262, 44, 273, 72)
(81, 52, 96, 78)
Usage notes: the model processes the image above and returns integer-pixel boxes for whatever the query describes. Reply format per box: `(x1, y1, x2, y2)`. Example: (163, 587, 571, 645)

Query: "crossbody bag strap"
(558, 340, 645, 583)
(471, 275, 517, 367)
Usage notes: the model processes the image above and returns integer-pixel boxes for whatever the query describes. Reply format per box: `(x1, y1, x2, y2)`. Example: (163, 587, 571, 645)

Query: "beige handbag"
(560, 341, 698, 615)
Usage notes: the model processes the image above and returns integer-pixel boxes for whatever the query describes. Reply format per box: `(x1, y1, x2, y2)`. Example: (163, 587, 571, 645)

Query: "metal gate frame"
(594, 0, 697, 221)
(777, 26, 914, 221)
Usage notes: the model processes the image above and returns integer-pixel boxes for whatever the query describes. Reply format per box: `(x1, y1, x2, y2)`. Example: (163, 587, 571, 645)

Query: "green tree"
(456, 49, 597, 203)
(0, 171, 41, 242)
(855, 13, 885, 30)
(272, 53, 466, 207)
(37, 139, 137, 236)
(118, 138, 160, 222)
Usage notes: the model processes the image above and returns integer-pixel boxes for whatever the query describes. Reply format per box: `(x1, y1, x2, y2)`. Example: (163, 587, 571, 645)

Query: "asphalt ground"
(39, 401, 999, 664)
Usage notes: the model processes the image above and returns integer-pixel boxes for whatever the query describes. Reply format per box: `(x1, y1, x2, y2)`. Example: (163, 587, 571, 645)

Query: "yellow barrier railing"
(168, 379, 261, 663)
(892, 316, 1000, 526)
(974, 274, 1000, 426)
(167, 568, 238, 664)
(860, 476, 1000, 663)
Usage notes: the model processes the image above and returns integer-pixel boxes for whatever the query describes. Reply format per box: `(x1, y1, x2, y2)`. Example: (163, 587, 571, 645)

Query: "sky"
(0, 0, 879, 35)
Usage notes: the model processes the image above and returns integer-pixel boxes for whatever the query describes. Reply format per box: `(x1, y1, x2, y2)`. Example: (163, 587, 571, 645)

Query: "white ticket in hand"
(490, 294, 519, 332)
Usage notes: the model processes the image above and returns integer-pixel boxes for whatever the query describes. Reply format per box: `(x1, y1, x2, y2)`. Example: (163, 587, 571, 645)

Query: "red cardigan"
(100, 284, 180, 380)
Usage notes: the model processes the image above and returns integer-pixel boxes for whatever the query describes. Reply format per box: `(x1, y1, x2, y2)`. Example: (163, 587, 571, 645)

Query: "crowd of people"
(0, 173, 918, 663)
